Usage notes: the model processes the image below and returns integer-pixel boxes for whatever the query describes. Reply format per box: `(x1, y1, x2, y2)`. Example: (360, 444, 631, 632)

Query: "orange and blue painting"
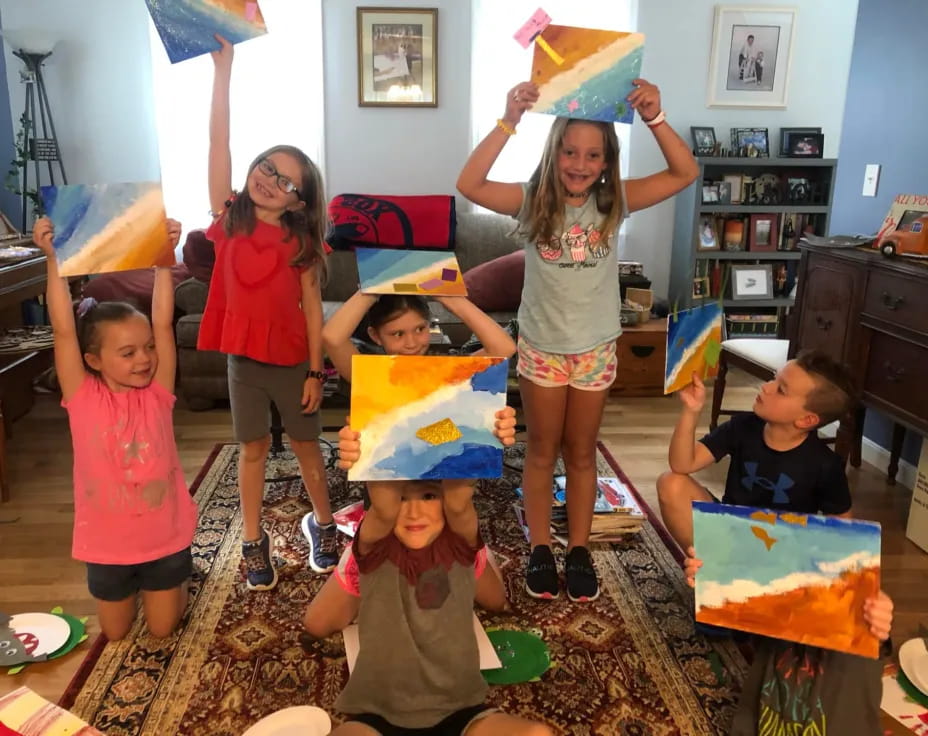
(40, 182, 172, 277)
(145, 0, 267, 64)
(348, 355, 508, 481)
(664, 303, 723, 394)
(693, 501, 882, 658)
(356, 247, 467, 296)
(531, 25, 645, 124)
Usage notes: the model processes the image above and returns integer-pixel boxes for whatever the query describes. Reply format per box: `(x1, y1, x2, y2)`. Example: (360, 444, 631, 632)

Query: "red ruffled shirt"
(197, 216, 317, 366)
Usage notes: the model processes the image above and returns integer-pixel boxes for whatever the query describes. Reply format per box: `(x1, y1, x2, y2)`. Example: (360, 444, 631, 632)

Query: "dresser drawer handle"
(881, 292, 905, 310)
(630, 345, 655, 359)
(883, 361, 905, 383)
(815, 316, 832, 331)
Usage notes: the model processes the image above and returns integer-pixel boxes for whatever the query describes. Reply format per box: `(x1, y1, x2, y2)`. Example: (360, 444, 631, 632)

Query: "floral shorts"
(517, 336, 617, 391)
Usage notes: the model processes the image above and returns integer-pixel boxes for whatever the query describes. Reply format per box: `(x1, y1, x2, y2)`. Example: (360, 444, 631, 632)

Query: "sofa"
(174, 211, 525, 409)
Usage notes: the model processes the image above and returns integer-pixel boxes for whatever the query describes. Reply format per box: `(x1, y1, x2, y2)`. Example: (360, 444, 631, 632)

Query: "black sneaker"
(301, 512, 338, 573)
(565, 546, 599, 602)
(242, 529, 278, 591)
(525, 544, 559, 600)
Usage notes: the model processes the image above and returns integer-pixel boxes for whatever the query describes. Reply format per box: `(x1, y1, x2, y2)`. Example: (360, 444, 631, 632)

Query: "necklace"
(563, 188, 591, 203)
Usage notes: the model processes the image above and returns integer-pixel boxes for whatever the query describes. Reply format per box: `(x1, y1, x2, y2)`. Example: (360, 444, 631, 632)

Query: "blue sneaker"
(301, 512, 338, 573)
(242, 529, 278, 591)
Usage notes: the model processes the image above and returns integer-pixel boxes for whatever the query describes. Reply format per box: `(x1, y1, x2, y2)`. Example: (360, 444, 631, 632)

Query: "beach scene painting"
(664, 302, 723, 394)
(145, 0, 267, 64)
(356, 247, 467, 296)
(348, 355, 507, 481)
(530, 25, 645, 124)
(693, 501, 882, 658)
(40, 182, 173, 277)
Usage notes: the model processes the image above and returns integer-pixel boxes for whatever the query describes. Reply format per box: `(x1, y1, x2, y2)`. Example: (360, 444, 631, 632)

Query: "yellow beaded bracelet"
(495, 118, 517, 136)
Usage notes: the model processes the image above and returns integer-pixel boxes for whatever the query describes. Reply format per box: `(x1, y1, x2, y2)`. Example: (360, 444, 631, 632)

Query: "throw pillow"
(463, 250, 525, 312)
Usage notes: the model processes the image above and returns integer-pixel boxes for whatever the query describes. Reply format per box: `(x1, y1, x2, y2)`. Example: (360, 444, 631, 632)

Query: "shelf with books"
(699, 205, 829, 214)
(695, 251, 802, 260)
(722, 297, 794, 308)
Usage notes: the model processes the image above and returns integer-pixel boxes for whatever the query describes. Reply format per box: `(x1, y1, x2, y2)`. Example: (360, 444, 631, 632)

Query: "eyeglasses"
(256, 158, 303, 200)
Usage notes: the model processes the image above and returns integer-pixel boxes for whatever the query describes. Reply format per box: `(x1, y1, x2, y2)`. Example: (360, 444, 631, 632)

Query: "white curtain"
(148, 0, 325, 244)
(469, 0, 636, 194)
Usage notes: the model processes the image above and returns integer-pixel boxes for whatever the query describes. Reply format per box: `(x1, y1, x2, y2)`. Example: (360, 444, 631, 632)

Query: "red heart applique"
(230, 239, 284, 289)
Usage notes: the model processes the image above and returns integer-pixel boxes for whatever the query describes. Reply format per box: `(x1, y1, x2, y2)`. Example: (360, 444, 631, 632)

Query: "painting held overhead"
(692, 501, 882, 658)
(664, 303, 723, 394)
(530, 25, 645, 124)
(356, 247, 467, 296)
(40, 182, 173, 277)
(145, 0, 267, 64)
(348, 355, 507, 481)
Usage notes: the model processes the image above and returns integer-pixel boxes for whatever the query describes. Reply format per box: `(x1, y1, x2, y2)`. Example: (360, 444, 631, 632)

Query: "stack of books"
(513, 475, 646, 544)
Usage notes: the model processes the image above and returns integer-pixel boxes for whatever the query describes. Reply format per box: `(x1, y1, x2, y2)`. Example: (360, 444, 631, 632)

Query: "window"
(148, 0, 325, 243)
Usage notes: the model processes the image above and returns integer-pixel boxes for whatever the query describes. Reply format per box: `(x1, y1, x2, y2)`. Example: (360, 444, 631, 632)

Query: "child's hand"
(677, 373, 706, 414)
(211, 34, 234, 70)
(442, 478, 476, 514)
(493, 406, 517, 447)
(301, 376, 323, 415)
(863, 590, 893, 641)
(627, 78, 662, 123)
(166, 219, 182, 250)
(503, 81, 539, 126)
(32, 217, 55, 255)
(337, 420, 361, 470)
(683, 546, 702, 588)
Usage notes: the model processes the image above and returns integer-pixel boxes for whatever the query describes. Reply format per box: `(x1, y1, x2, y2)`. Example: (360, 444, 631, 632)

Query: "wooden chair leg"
(709, 353, 729, 431)
(849, 406, 865, 468)
(887, 423, 905, 486)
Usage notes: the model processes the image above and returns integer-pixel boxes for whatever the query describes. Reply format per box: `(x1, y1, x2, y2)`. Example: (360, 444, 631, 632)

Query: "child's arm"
(455, 82, 538, 215)
(624, 79, 700, 213)
(432, 295, 516, 358)
(32, 218, 85, 400)
(357, 481, 402, 555)
(322, 290, 378, 382)
(152, 219, 182, 392)
(668, 374, 716, 474)
(441, 479, 479, 547)
(300, 267, 325, 414)
(475, 547, 508, 612)
(208, 35, 234, 216)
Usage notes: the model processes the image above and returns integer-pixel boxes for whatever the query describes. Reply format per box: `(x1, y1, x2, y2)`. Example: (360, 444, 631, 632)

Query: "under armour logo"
(741, 462, 794, 504)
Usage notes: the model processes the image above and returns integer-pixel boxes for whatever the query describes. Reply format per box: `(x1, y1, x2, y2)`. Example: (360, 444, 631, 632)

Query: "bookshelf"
(669, 156, 837, 339)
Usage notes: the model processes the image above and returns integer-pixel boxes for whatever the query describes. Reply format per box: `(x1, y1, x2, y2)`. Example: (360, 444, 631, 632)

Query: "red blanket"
(326, 194, 456, 251)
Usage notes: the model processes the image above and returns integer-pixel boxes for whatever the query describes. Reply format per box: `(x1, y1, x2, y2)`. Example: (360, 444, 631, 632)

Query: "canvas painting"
(145, 0, 267, 64)
(40, 182, 172, 277)
(692, 501, 882, 658)
(356, 247, 467, 296)
(530, 25, 645, 124)
(348, 354, 508, 481)
(664, 302, 723, 394)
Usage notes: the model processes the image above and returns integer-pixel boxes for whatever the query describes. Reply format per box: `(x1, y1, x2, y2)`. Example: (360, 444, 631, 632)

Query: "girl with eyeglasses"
(198, 35, 335, 591)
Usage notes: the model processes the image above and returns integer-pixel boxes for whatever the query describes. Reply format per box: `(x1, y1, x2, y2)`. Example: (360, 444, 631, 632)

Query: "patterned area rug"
(61, 442, 747, 735)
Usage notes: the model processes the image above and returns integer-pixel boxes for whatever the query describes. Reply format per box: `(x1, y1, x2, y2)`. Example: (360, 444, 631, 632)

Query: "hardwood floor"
(1, 369, 925, 727)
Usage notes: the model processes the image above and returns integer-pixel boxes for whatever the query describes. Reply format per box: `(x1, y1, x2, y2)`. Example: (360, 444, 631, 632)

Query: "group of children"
(35, 32, 895, 736)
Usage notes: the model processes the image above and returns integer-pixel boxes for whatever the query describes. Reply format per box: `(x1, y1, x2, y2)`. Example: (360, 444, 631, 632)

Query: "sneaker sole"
(524, 581, 560, 600)
(245, 563, 279, 591)
(567, 587, 600, 603)
(302, 513, 337, 574)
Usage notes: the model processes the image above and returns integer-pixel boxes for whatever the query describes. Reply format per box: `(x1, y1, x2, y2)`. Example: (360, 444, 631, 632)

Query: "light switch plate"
(863, 164, 880, 197)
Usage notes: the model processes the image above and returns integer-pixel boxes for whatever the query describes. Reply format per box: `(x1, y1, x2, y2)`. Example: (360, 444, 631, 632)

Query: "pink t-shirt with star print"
(63, 376, 197, 565)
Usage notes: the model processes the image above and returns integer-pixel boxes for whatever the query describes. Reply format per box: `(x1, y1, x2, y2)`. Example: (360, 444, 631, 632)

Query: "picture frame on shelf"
(779, 126, 821, 156)
(723, 173, 743, 204)
(718, 181, 732, 204)
(731, 264, 774, 300)
(706, 6, 796, 108)
(702, 184, 720, 204)
(786, 177, 813, 204)
(692, 276, 710, 299)
(731, 127, 769, 157)
(697, 215, 720, 251)
(748, 213, 778, 252)
(357, 7, 438, 107)
(691, 127, 717, 155)
(784, 132, 824, 158)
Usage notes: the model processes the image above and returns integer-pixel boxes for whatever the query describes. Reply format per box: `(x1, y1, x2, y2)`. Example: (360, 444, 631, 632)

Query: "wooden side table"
(611, 320, 668, 397)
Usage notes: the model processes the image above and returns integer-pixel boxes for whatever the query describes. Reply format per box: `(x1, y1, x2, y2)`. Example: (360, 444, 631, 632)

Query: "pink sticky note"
(513, 8, 552, 48)
(245, 2, 258, 21)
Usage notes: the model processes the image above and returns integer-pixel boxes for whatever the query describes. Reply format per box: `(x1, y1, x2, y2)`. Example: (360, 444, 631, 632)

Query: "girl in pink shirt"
(33, 217, 197, 641)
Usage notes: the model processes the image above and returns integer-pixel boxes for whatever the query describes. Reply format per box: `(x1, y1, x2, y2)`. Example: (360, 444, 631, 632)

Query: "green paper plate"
(897, 670, 928, 708)
(482, 629, 550, 685)
(48, 612, 86, 660)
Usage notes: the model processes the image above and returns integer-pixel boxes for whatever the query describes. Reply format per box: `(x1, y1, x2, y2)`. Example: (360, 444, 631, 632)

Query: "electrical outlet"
(863, 164, 880, 197)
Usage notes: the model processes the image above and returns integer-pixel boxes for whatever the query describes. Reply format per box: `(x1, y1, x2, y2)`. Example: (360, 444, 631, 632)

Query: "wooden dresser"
(792, 243, 928, 477)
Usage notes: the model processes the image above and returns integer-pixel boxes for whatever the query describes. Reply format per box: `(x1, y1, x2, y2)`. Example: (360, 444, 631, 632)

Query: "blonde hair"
(523, 118, 624, 245)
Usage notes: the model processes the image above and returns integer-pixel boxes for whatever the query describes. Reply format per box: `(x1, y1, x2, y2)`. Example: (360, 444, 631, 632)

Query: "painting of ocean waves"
(356, 247, 467, 295)
(145, 0, 267, 64)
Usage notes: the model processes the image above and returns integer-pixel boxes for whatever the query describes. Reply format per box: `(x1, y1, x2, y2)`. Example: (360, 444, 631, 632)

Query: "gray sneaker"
(242, 529, 278, 591)
(301, 512, 338, 573)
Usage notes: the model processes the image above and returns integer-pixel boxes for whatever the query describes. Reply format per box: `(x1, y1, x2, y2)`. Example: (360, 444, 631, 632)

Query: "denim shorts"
(86, 547, 192, 601)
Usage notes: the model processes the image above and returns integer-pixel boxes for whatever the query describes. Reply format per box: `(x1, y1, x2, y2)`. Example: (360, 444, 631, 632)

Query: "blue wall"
(0, 8, 23, 224)
(830, 0, 925, 467)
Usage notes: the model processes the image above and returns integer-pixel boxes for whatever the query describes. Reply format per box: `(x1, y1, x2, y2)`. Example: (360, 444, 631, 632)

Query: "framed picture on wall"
(357, 7, 438, 107)
(706, 6, 796, 108)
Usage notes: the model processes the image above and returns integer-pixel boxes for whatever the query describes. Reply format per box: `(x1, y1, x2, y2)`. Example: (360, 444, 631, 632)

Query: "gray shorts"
(227, 355, 322, 443)
(87, 547, 192, 602)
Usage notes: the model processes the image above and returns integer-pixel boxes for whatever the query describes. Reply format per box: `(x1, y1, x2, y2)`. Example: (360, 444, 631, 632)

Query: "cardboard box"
(906, 443, 928, 553)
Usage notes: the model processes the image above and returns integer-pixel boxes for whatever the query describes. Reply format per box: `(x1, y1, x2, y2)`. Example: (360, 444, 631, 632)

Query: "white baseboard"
(818, 423, 917, 490)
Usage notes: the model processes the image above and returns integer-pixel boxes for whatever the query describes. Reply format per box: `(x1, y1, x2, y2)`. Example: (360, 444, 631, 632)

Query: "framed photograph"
(707, 6, 796, 108)
(357, 7, 437, 107)
(692, 276, 710, 299)
(731, 264, 774, 300)
(731, 127, 769, 157)
(748, 213, 778, 252)
(717, 181, 732, 204)
(691, 127, 717, 156)
(697, 215, 720, 251)
(723, 174, 743, 204)
(785, 132, 824, 158)
(786, 177, 812, 203)
(702, 184, 720, 204)
(779, 126, 821, 156)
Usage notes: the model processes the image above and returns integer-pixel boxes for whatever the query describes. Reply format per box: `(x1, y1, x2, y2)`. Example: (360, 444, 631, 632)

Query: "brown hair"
(794, 350, 856, 427)
(224, 144, 328, 282)
(524, 118, 624, 245)
(77, 300, 147, 375)
(367, 294, 430, 331)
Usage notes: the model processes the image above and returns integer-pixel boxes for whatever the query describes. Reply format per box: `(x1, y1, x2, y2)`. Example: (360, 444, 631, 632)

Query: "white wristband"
(644, 110, 666, 127)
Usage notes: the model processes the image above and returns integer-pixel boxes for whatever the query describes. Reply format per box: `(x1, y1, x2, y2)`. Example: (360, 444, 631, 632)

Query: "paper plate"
(9, 612, 71, 658)
(241, 706, 331, 736)
(899, 638, 928, 696)
(48, 612, 87, 660)
(482, 629, 550, 685)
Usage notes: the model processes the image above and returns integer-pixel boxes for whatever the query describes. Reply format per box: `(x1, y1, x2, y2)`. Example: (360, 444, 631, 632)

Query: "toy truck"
(881, 215, 928, 258)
